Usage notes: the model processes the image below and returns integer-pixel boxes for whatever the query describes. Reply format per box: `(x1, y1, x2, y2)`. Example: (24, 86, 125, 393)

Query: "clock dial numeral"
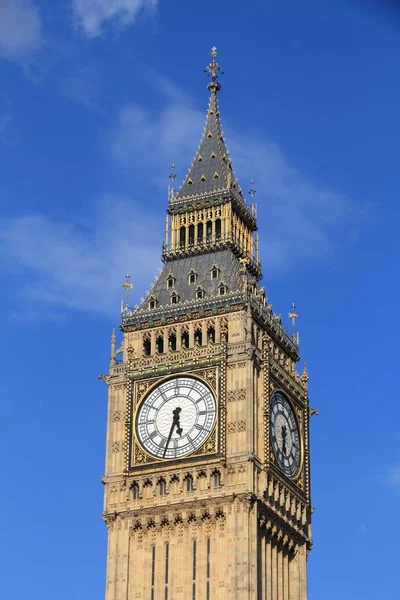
(136, 376, 216, 460)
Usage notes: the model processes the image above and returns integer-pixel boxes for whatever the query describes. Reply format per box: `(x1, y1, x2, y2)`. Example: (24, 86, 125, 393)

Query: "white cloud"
(110, 75, 361, 271)
(0, 196, 162, 316)
(0, 0, 42, 60)
(72, 0, 158, 37)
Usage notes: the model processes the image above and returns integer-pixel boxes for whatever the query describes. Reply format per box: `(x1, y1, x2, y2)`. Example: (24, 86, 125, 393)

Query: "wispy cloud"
(0, 196, 162, 316)
(0, 0, 42, 61)
(110, 73, 361, 270)
(72, 0, 158, 37)
(386, 466, 400, 490)
(59, 64, 103, 111)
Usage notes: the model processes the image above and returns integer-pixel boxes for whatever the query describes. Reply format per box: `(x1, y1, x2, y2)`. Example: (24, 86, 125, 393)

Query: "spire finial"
(122, 272, 133, 309)
(249, 178, 256, 202)
(169, 163, 176, 198)
(288, 302, 299, 329)
(204, 46, 223, 92)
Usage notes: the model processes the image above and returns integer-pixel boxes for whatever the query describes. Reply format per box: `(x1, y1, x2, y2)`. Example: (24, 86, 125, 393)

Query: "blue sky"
(0, 1, 399, 598)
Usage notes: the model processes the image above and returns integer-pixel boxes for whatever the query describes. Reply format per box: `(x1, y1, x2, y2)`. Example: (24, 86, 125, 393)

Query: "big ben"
(101, 48, 313, 599)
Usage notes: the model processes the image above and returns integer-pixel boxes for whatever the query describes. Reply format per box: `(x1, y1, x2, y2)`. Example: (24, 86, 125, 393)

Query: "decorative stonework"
(227, 388, 246, 402)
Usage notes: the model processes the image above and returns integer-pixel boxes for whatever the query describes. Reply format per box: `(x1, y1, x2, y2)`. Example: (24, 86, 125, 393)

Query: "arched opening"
(186, 475, 194, 492)
(180, 226, 186, 248)
(158, 478, 166, 496)
(156, 335, 164, 353)
(194, 327, 202, 346)
(207, 325, 215, 344)
(215, 218, 221, 240)
(197, 222, 204, 245)
(143, 337, 151, 356)
(168, 332, 177, 351)
(188, 224, 195, 246)
(181, 330, 189, 348)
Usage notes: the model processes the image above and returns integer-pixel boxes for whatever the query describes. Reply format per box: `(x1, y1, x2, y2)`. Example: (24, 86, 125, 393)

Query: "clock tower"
(101, 48, 313, 599)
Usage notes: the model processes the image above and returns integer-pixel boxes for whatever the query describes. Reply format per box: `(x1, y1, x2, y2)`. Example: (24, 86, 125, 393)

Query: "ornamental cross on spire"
(204, 46, 224, 92)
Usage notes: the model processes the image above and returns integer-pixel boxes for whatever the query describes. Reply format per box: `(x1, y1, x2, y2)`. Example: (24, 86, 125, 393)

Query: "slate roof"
(139, 249, 244, 311)
(174, 90, 241, 201)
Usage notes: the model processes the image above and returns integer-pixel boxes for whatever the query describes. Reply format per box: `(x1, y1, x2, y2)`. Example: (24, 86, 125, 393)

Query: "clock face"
(270, 392, 301, 478)
(136, 376, 216, 460)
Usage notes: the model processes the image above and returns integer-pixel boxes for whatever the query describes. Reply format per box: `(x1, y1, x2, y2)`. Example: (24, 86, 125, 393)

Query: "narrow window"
(148, 299, 156, 310)
(171, 293, 179, 305)
(192, 540, 197, 600)
(213, 471, 221, 488)
(198, 223, 204, 245)
(167, 276, 174, 289)
(143, 337, 151, 356)
(206, 221, 212, 243)
(189, 224, 195, 246)
(206, 539, 211, 600)
(180, 226, 186, 248)
(189, 271, 197, 285)
(196, 288, 205, 300)
(132, 482, 139, 499)
(207, 326, 215, 344)
(211, 267, 219, 280)
(156, 335, 164, 353)
(215, 218, 221, 239)
(151, 546, 156, 600)
(159, 479, 166, 496)
(186, 475, 194, 492)
(164, 543, 169, 600)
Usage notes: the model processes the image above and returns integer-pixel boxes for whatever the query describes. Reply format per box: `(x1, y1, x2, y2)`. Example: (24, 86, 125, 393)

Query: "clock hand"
(281, 425, 287, 456)
(163, 407, 182, 458)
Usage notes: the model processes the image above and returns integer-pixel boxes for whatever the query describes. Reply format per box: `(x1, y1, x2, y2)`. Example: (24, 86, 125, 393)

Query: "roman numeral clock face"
(270, 391, 301, 478)
(135, 376, 216, 460)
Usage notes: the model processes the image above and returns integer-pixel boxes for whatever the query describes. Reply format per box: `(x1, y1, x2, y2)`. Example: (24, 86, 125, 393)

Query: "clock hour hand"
(163, 407, 183, 458)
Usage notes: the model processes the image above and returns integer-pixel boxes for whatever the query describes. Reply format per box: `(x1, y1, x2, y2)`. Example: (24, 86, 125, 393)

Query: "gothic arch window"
(156, 334, 164, 353)
(207, 325, 215, 344)
(170, 293, 179, 305)
(132, 481, 140, 499)
(181, 329, 189, 348)
(143, 335, 151, 356)
(185, 474, 194, 492)
(158, 478, 166, 497)
(168, 331, 177, 351)
(194, 327, 202, 346)
(212, 470, 222, 488)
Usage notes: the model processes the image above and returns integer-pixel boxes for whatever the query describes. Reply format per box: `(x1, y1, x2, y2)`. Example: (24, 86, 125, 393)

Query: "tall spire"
(174, 47, 240, 200)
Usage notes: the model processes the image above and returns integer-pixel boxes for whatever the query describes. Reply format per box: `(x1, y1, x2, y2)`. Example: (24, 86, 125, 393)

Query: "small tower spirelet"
(288, 302, 300, 345)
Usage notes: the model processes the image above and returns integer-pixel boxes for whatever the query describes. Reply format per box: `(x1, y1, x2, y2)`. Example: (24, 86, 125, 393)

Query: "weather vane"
(204, 46, 224, 91)
(122, 272, 133, 307)
(288, 302, 299, 330)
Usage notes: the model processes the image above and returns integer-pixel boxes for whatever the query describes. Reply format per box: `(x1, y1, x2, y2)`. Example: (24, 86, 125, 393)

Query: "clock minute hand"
(163, 407, 182, 458)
